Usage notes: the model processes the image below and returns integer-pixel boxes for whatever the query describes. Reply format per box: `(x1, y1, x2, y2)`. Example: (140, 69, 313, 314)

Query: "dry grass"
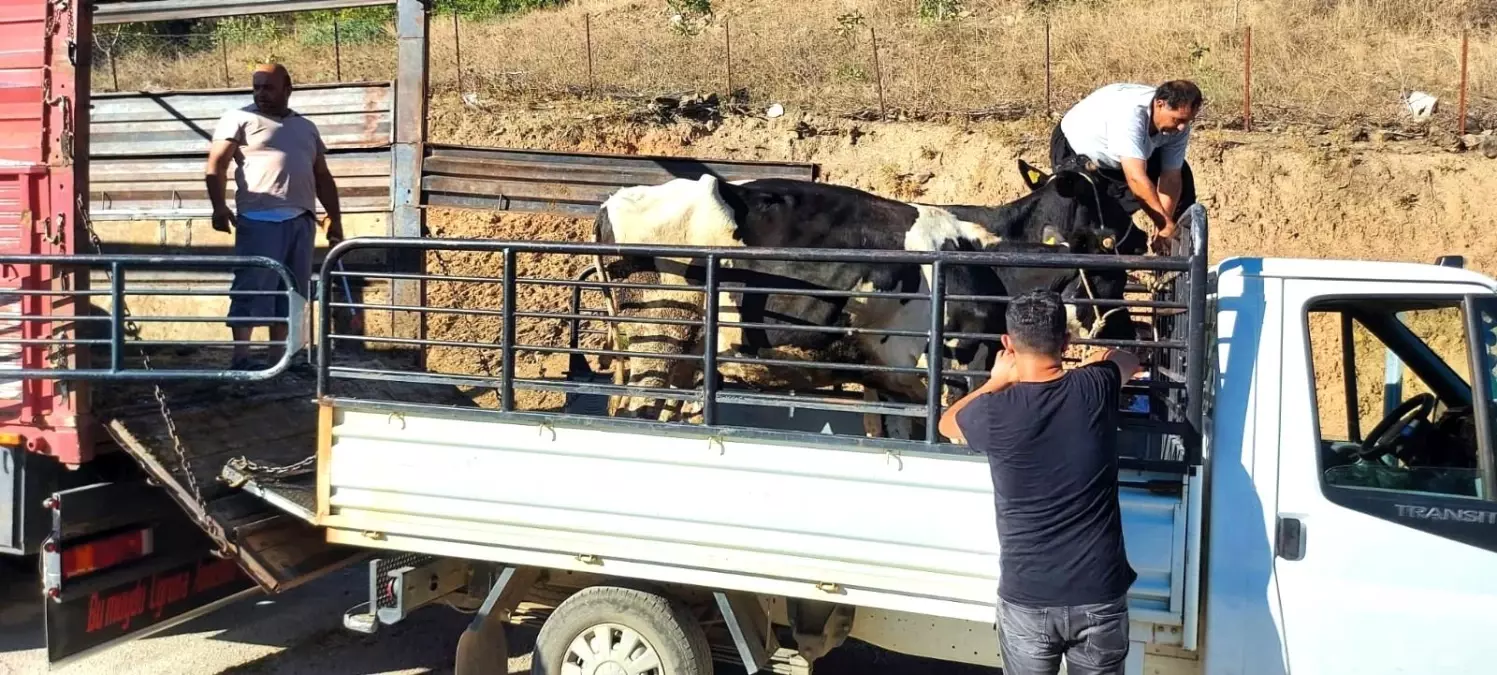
(96, 0, 1497, 129)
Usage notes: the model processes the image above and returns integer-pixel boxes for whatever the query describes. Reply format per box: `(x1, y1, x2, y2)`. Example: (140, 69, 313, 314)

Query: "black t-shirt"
(955, 360, 1137, 607)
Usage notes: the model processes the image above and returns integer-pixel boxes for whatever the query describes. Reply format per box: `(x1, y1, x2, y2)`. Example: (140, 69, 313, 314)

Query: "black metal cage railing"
(0, 254, 304, 380)
(314, 204, 1209, 471)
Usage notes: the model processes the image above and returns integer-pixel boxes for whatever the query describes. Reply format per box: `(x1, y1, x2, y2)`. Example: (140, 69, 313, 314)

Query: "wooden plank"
(317, 402, 332, 522)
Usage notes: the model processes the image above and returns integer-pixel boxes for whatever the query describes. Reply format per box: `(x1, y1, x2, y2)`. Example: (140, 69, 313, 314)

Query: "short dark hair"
(1005, 289, 1068, 356)
(1154, 80, 1203, 111)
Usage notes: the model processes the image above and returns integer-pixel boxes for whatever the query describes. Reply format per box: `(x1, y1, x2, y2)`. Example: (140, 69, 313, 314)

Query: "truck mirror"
(1436, 255, 1466, 268)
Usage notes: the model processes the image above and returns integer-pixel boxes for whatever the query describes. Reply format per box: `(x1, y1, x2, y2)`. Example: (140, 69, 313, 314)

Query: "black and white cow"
(589, 159, 1133, 432)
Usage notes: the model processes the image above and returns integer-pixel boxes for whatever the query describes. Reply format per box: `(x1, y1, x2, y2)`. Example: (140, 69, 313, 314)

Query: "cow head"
(1016, 158, 1138, 255)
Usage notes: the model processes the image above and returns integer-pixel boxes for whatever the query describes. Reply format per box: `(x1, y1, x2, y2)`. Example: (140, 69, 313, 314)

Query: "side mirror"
(1437, 255, 1466, 268)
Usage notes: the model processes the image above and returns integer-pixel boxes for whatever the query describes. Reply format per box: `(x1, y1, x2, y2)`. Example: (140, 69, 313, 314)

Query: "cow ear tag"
(1044, 236, 1057, 246)
(1026, 168, 1043, 184)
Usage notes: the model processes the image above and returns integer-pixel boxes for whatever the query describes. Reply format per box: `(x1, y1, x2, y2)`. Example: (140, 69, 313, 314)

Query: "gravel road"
(0, 560, 996, 675)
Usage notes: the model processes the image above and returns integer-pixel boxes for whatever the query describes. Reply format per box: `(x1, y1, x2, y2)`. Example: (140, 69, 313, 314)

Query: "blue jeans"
(997, 594, 1130, 675)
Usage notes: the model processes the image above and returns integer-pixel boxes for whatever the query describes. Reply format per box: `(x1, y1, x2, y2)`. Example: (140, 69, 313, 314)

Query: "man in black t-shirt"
(938, 289, 1142, 675)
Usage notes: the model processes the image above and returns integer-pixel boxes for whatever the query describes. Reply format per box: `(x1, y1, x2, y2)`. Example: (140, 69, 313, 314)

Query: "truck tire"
(530, 585, 712, 675)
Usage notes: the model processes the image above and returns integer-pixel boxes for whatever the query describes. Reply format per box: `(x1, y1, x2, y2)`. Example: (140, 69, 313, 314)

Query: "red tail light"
(61, 528, 154, 579)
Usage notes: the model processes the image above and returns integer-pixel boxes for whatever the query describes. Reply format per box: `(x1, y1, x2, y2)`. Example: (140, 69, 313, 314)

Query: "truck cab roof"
(1215, 255, 1497, 291)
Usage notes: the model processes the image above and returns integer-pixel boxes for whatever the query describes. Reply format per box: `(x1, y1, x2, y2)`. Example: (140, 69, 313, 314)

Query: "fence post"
(220, 36, 230, 87)
(1243, 25, 1253, 132)
(870, 26, 886, 120)
(453, 9, 464, 94)
(585, 13, 595, 94)
(725, 17, 733, 96)
(1044, 13, 1052, 116)
(1459, 28, 1469, 136)
(334, 17, 343, 81)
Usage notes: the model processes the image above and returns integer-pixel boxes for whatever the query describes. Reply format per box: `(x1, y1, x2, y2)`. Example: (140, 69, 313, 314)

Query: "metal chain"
(74, 195, 211, 520)
(225, 454, 316, 481)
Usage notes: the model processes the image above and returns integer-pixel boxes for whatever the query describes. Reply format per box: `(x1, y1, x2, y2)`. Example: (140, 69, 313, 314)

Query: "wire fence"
(90, 11, 1495, 133)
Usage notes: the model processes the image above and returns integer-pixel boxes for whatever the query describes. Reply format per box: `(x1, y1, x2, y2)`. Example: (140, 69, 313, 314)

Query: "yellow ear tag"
(1044, 236, 1057, 246)
(1027, 169, 1043, 184)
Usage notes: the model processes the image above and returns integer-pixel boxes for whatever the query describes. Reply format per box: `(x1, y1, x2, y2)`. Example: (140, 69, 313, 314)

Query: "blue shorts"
(227, 212, 314, 327)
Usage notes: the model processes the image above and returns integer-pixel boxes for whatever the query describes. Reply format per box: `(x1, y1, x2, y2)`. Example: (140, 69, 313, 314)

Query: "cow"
(588, 159, 1135, 437)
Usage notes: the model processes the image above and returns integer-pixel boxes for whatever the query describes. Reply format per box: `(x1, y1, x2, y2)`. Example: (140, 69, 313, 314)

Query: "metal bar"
(947, 294, 1188, 309)
(109, 263, 123, 374)
(926, 261, 945, 443)
(125, 315, 289, 323)
(93, 0, 397, 24)
(334, 18, 343, 81)
(1341, 312, 1362, 442)
(720, 320, 928, 339)
(716, 354, 926, 376)
(703, 256, 720, 426)
(0, 315, 110, 322)
(1183, 204, 1209, 461)
(733, 286, 926, 301)
(515, 277, 701, 293)
(515, 310, 699, 327)
(392, 0, 430, 344)
(0, 339, 110, 346)
(715, 391, 927, 418)
(501, 248, 516, 412)
(332, 301, 510, 319)
(329, 333, 501, 351)
(1462, 296, 1497, 502)
(516, 344, 702, 362)
(326, 238, 1191, 270)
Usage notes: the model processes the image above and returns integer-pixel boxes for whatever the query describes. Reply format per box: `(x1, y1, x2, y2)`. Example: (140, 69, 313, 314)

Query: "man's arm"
(1083, 346, 1141, 383)
(1119, 157, 1174, 235)
(312, 153, 343, 245)
(204, 138, 238, 233)
(938, 350, 1018, 443)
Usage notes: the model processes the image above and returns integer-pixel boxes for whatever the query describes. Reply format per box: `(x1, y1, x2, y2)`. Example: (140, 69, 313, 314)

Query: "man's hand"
(211, 206, 236, 234)
(987, 348, 1019, 391)
(324, 216, 345, 246)
(1150, 218, 1177, 255)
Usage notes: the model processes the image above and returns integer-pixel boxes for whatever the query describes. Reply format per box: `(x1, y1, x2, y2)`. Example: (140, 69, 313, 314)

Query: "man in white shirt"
(1051, 81, 1202, 252)
(205, 64, 344, 370)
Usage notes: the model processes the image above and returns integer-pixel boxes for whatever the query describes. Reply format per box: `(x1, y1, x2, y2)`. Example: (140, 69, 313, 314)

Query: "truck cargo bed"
(96, 348, 475, 593)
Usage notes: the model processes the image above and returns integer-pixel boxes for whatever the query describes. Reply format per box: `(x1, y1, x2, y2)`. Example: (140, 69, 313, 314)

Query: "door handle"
(1275, 515, 1306, 561)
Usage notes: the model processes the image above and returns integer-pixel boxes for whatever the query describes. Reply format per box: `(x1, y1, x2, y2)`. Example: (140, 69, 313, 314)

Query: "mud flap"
(40, 481, 260, 666)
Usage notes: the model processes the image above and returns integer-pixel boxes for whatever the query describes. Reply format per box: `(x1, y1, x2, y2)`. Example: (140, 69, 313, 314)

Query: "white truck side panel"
(321, 406, 1192, 629)
(1201, 264, 1292, 675)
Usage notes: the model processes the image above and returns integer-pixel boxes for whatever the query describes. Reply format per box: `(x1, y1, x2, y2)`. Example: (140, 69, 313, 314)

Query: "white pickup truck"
(173, 204, 1497, 675)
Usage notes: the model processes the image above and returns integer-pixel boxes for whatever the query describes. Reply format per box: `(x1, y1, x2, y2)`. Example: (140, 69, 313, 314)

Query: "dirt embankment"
(413, 96, 1497, 421)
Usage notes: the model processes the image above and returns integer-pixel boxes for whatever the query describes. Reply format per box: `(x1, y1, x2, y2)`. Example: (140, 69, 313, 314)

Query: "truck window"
(1305, 300, 1485, 501)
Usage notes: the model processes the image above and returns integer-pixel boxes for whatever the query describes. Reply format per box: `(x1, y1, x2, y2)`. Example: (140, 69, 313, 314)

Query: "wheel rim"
(561, 623, 664, 675)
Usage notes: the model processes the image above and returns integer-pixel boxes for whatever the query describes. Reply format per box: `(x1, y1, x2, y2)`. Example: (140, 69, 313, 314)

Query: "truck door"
(1273, 281, 1497, 675)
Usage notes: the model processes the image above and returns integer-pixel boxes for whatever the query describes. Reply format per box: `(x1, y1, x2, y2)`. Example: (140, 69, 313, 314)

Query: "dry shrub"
(95, 0, 1496, 129)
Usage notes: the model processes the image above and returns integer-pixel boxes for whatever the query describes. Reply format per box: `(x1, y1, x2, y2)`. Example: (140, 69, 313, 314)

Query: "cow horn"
(1083, 159, 1098, 173)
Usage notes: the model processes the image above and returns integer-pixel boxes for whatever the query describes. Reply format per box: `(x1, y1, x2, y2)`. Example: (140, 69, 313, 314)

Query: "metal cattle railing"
(0, 254, 304, 380)
(314, 204, 1209, 469)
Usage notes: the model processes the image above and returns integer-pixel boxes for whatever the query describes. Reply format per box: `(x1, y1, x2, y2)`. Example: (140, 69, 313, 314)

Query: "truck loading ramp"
(96, 350, 477, 594)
